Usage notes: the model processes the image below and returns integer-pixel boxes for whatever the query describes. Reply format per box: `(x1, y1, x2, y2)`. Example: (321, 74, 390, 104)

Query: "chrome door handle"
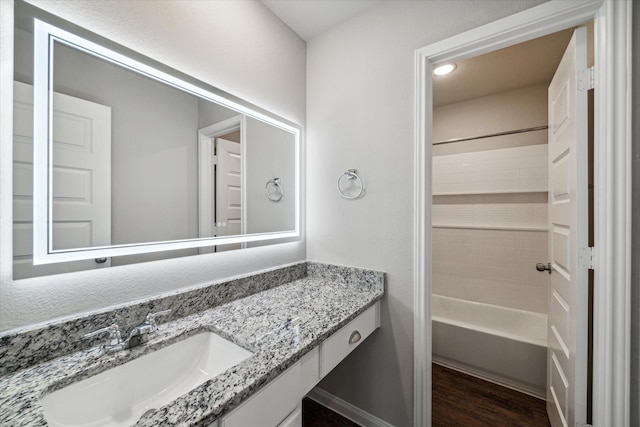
(536, 262, 552, 274)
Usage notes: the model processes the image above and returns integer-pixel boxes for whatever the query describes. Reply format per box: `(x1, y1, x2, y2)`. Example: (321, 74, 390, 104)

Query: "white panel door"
(546, 28, 589, 427)
(215, 138, 241, 251)
(13, 81, 111, 278)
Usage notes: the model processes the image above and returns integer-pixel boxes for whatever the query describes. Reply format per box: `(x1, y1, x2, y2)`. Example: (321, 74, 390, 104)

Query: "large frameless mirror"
(12, 3, 300, 279)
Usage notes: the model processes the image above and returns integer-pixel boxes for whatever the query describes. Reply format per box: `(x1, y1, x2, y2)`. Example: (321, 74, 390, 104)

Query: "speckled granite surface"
(0, 262, 307, 377)
(0, 262, 384, 426)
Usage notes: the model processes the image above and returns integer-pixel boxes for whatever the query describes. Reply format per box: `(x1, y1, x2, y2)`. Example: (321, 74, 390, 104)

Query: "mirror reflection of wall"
(12, 3, 298, 279)
(245, 117, 296, 235)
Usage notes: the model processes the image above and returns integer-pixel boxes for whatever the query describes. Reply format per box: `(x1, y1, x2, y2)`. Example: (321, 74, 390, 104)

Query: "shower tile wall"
(432, 83, 549, 314)
(432, 228, 548, 313)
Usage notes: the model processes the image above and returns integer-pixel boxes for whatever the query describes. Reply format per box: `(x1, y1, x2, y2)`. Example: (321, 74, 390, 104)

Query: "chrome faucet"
(83, 323, 126, 353)
(84, 309, 171, 353)
(124, 309, 171, 349)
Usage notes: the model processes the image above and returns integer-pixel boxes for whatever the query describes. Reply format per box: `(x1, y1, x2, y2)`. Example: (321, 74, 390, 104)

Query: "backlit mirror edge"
(32, 19, 301, 265)
(33, 231, 301, 264)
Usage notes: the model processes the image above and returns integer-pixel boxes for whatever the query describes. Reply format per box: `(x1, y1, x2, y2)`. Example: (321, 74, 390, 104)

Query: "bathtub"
(432, 294, 548, 398)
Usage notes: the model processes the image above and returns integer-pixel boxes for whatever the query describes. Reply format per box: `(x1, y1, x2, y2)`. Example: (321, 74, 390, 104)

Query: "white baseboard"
(306, 387, 395, 427)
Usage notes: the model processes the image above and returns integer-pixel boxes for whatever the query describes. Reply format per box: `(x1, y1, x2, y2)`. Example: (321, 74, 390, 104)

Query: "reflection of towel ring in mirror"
(265, 178, 284, 202)
(337, 169, 365, 199)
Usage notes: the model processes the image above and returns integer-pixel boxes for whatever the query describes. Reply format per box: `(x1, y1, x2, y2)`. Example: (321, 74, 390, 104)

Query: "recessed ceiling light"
(433, 63, 457, 76)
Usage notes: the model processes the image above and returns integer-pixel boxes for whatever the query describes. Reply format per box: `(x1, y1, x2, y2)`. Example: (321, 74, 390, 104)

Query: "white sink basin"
(40, 332, 252, 427)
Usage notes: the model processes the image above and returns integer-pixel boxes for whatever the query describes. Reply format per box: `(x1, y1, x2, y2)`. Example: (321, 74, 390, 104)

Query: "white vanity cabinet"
(278, 404, 302, 427)
(319, 302, 380, 377)
(215, 302, 380, 427)
(219, 362, 301, 427)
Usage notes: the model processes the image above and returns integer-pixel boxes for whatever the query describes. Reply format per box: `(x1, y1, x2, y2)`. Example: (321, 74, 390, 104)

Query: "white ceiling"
(261, 0, 382, 41)
(261, 1, 576, 106)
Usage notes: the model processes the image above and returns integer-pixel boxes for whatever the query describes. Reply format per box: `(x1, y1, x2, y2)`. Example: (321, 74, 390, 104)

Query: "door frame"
(413, 1, 632, 426)
(197, 115, 247, 243)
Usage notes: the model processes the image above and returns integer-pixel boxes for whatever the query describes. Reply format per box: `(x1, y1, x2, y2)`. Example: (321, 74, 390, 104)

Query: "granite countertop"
(0, 263, 384, 426)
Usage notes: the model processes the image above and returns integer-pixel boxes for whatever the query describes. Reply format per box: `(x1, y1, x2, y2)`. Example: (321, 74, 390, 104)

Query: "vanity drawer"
(220, 362, 301, 427)
(319, 302, 380, 377)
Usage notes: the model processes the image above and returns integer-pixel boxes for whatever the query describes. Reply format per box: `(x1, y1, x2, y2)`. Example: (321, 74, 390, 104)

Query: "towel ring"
(265, 178, 284, 202)
(337, 169, 365, 199)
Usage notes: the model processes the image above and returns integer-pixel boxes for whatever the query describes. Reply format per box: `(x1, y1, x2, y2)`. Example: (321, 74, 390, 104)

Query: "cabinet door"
(278, 404, 302, 427)
(220, 362, 301, 427)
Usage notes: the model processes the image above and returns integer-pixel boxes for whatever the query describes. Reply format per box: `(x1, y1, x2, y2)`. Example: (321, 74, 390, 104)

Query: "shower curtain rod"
(433, 125, 548, 146)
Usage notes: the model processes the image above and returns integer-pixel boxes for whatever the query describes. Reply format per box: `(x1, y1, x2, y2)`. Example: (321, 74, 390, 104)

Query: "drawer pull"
(348, 330, 362, 344)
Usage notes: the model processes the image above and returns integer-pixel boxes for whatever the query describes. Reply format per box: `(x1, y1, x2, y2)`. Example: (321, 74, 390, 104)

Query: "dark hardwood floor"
(432, 364, 551, 427)
(303, 397, 359, 427)
(304, 364, 550, 427)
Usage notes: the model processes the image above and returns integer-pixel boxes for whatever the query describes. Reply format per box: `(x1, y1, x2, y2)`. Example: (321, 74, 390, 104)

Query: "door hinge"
(576, 422, 592, 427)
(578, 246, 595, 270)
(212, 155, 218, 165)
(578, 66, 595, 91)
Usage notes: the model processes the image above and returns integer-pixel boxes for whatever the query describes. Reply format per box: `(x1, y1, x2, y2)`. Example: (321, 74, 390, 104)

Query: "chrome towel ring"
(265, 178, 284, 202)
(337, 169, 365, 199)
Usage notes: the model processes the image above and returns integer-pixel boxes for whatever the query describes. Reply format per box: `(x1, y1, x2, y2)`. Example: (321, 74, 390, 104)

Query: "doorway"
(429, 25, 593, 427)
(413, 2, 632, 427)
(198, 115, 247, 253)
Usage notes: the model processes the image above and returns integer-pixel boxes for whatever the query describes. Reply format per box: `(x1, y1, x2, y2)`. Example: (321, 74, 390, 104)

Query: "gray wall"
(631, 1, 639, 425)
(306, 1, 546, 425)
(0, 0, 306, 331)
(197, 99, 238, 129)
(53, 43, 200, 247)
(245, 116, 296, 234)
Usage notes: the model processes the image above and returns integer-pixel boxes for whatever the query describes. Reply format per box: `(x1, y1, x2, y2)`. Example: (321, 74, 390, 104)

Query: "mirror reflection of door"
(13, 81, 112, 279)
(197, 117, 245, 254)
(214, 135, 242, 252)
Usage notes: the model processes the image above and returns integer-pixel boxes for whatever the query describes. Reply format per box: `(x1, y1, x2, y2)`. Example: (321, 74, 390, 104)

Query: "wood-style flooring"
(304, 365, 551, 427)
(302, 397, 359, 427)
(432, 364, 551, 427)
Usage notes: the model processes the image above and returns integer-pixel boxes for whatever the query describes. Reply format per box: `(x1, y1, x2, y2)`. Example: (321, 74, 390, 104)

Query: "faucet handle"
(84, 324, 122, 346)
(145, 309, 171, 330)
